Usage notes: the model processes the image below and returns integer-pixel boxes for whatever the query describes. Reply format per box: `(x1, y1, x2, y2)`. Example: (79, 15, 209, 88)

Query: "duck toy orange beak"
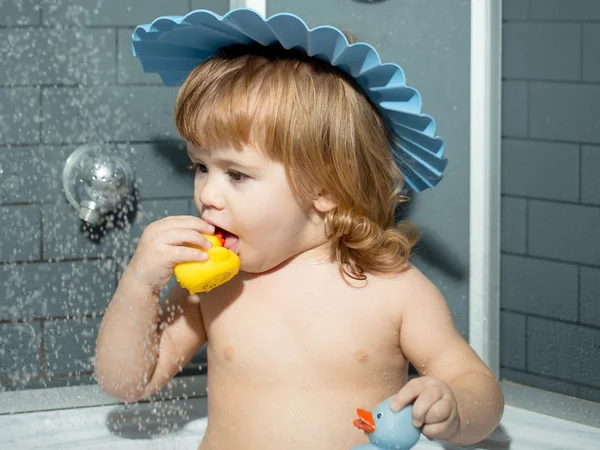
(351, 397, 421, 450)
(353, 408, 376, 433)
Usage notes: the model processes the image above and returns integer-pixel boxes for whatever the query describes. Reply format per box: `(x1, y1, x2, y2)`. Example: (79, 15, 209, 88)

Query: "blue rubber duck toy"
(352, 397, 421, 450)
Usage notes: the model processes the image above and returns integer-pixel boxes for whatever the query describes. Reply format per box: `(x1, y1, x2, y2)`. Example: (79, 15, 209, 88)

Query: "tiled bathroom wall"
(0, 0, 228, 391)
(1, 0, 474, 394)
(4, 0, 596, 406)
(500, 0, 600, 403)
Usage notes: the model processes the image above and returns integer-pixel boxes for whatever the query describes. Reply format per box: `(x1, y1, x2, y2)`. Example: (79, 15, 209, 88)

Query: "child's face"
(187, 143, 328, 273)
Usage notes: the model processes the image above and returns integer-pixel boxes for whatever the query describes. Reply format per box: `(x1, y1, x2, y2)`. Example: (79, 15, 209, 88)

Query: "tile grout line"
(115, 27, 119, 85)
(1, 311, 106, 326)
(578, 145, 583, 203)
(577, 266, 581, 323)
(39, 319, 46, 377)
(38, 86, 43, 144)
(525, 80, 530, 140)
(0, 140, 188, 149)
(501, 250, 600, 271)
(580, 23, 584, 81)
(39, 204, 44, 260)
(524, 315, 529, 371)
(500, 193, 600, 210)
(501, 135, 600, 147)
(0, 371, 95, 386)
(501, 306, 599, 332)
(501, 78, 600, 86)
(524, 199, 529, 255)
(501, 366, 600, 393)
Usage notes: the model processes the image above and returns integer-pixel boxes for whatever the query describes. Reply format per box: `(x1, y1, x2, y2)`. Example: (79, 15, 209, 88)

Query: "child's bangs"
(175, 61, 283, 157)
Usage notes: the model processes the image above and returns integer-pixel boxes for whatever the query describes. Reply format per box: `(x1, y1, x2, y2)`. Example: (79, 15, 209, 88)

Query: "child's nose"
(198, 175, 224, 209)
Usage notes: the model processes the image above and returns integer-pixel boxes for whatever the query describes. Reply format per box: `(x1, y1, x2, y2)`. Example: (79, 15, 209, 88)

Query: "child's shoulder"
(366, 262, 446, 311)
(370, 262, 439, 293)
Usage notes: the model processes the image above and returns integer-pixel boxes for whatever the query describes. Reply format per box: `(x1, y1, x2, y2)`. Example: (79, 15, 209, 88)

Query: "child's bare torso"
(197, 260, 411, 450)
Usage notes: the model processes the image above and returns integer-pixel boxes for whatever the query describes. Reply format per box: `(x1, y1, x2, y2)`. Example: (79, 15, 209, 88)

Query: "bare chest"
(200, 273, 407, 386)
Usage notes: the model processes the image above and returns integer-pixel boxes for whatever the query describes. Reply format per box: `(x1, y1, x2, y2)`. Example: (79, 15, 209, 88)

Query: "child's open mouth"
(215, 226, 239, 252)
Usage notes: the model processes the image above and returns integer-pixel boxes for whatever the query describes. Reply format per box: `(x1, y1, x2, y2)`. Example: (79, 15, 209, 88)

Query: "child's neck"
(243, 239, 335, 279)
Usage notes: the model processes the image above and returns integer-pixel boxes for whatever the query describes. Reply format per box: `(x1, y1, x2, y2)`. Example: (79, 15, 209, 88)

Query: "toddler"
(95, 11, 503, 450)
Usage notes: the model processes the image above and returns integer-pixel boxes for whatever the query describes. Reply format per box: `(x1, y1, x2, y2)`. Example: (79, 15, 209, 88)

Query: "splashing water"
(0, 0, 199, 437)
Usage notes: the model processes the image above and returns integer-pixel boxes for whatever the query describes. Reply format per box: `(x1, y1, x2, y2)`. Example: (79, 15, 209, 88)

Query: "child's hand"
(127, 216, 215, 290)
(389, 376, 459, 442)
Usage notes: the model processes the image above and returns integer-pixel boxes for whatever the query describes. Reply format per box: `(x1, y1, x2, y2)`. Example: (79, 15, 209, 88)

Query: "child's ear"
(313, 191, 336, 213)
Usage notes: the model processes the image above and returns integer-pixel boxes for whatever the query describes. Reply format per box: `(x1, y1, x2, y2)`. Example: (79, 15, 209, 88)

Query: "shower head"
(62, 144, 135, 226)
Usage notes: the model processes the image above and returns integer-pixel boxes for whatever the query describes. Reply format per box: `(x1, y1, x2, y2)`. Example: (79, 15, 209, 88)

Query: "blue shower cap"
(132, 8, 447, 192)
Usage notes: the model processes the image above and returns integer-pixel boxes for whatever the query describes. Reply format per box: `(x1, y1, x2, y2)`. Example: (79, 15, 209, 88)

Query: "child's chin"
(241, 254, 295, 275)
(238, 257, 272, 274)
(239, 262, 266, 274)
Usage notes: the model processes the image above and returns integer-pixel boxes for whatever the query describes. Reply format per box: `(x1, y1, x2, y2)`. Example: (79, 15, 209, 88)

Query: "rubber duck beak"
(353, 408, 375, 433)
(215, 231, 225, 246)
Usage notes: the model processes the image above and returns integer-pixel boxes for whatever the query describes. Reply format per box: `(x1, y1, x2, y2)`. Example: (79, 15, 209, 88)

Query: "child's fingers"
(160, 228, 214, 250)
(411, 387, 444, 428)
(421, 420, 452, 440)
(390, 377, 426, 411)
(153, 216, 216, 234)
(422, 403, 459, 441)
(171, 245, 210, 263)
(423, 398, 452, 425)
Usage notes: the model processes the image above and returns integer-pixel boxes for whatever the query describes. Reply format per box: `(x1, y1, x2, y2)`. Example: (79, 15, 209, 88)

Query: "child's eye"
(227, 170, 247, 183)
(187, 163, 207, 173)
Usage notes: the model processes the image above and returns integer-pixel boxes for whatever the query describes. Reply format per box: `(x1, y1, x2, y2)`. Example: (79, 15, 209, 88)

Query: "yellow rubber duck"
(174, 232, 240, 294)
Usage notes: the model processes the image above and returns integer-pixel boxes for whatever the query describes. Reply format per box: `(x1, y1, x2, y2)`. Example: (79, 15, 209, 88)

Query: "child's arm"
(94, 216, 214, 403)
(390, 266, 504, 445)
(94, 279, 207, 402)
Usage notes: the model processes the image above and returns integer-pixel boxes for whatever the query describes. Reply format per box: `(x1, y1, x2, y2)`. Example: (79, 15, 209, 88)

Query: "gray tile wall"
(501, 0, 600, 403)
(4, 0, 596, 403)
(0, 0, 228, 392)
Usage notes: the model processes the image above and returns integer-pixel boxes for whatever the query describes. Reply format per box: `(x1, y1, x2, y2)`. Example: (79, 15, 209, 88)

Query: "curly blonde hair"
(174, 43, 420, 280)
